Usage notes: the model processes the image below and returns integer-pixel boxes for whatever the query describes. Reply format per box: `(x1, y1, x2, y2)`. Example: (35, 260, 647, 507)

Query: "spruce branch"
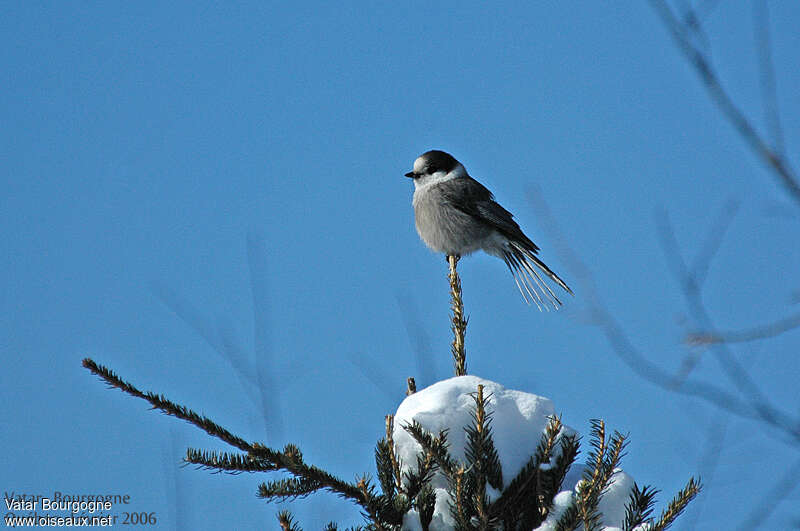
(546, 433, 579, 502)
(527, 416, 567, 527)
(457, 384, 504, 528)
(258, 477, 323, 502)
(449, 465, 472, 530)
(574, 480, 603, 531)
(277, 510, 302, 531)
(185, 448, 277, 474)
(249, 443, 368, 506)
(375, 439, 397, 500)
(402, 420, 456, 477)
(586, 419, 607, 496)
(84, 360, 700, 528)
(465, 385, 503, 492)
(622, 483, 659, 531)
(554, 503, 581, 531)
(447, 254, 468, 376)
(602, 430, 629, 488)
(414, 485, 436, 531)
(490, 415, 574, 529)
(490, 455, 540, 527)
(536, 415, 564, 466)
(564, 419, 619, 531)
(652, 477, 702, 531)
(82, 358, 371, 510)
(385, 415, 403, 493)
(83, 358, 254, 450)
(555, 422, 697, 531)
(403, 447, 437, 502)
(540, 420, 579, 510)
(355, 477, 389, 531)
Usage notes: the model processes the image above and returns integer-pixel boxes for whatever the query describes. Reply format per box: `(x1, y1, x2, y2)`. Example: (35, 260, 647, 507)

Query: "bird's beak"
(404, 171, 416, 178)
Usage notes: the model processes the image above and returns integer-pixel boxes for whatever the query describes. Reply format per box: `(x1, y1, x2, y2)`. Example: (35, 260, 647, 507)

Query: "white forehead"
(413, 156, 427, 173)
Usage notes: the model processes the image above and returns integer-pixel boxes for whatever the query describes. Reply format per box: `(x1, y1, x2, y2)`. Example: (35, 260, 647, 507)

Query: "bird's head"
(405, 150, 466, 188)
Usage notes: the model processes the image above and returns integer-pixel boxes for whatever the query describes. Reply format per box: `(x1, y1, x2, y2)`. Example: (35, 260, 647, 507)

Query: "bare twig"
(151, 281, 259, 395)
(672, 199, 740, 382)
(689, 198, 740, 286)
(526, 188, 799, 440)
(246, 231, 284, 444)
(152, 233, 284, 444)
(683, 341, 767, 529)
(694, 0, 723, 23)
(687, 310, 800, 346)
(396, 291, 437, 387)
(346, 350, 398, 402)
(649, 0, 800, 207)
(655, 208, 800, 442)
(736, 457, 800, 531)
(680, 418, 727, 530)
(753, 0, 785, 157)
(162, 428, 188, 531)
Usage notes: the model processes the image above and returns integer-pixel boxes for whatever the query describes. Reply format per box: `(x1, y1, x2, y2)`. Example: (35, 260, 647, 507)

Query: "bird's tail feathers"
(502, 242, 572, 309)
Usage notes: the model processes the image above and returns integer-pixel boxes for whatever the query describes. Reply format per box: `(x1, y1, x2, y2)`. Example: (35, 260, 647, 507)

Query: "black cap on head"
(420, 150, 459, 174)
(405, 150, 460, 178)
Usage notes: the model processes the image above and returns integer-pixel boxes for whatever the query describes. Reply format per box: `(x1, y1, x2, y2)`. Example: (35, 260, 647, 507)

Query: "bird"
(405, 150, 572, 309)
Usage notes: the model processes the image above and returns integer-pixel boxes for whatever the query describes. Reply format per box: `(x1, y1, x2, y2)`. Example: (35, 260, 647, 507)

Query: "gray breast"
(413, 184, 492, 256)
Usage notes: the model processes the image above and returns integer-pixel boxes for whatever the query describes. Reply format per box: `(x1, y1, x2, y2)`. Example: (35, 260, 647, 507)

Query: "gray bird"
(405, 150, 572, 309)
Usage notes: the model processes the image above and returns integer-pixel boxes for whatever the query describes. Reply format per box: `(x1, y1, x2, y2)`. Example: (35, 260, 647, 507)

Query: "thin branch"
(674, 0, 711, 53)
(246, 230, 285, 444)
(682, 341, 766, 529)
(736, 457, 800, 531)
(346, 350, 398, 402)
(151, 281, 259, 396)
(655, 209, 800, 442)
(753, 0, 785, 157)
(672, 198, 740, 383)
(162, 428, 188, 531)
(694, 0, 723, 24)
(649, 0, 800, 207)
(689, 198, 740, 286)
(687, 310, 800, 346)
(677, 420, 724, 530)
(525, 189, 796, 439)
(151, 233, 287, 444)
(396, 291, 437, 387)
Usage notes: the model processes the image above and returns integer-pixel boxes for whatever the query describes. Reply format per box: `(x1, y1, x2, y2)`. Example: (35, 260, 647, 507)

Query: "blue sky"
(2, 2, 800, 529)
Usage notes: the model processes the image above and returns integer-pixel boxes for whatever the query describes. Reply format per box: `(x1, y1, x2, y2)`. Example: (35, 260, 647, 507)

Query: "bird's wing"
(440, 177, 539, 252)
